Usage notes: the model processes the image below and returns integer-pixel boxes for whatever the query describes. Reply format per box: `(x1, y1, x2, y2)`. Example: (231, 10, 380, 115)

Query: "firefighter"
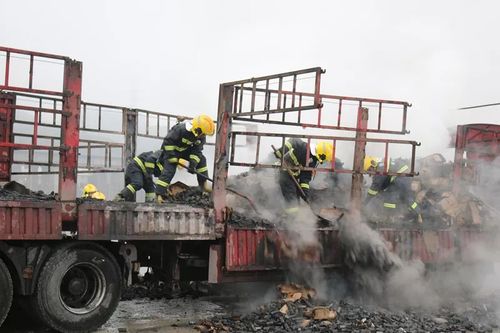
(155, 115, 215, 203)
(114, 150, 163, 202)
(364, 157, 422, 223)
(82, 183, 98, 198)
(82, 184, 106, 200)
(274, 139, 334, 214)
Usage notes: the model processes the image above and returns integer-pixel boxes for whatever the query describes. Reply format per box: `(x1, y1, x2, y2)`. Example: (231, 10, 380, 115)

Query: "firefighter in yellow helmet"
(82, 184, 106, 201)
(155, 115, 215, 203)
(274, 139, 334, 214)
(364, 157, 422, 223)
(82, 183, 98, 198)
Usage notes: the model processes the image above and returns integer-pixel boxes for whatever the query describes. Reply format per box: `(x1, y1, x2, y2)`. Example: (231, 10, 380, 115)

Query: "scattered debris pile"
(195, 283, 497, 333)
(413, 154, 493, 226)
(0, 181, 56, 201)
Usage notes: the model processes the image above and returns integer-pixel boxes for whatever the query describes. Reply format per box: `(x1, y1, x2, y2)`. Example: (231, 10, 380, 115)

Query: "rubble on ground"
(0, 181, 57, 201)
(195, 283, 498, 333)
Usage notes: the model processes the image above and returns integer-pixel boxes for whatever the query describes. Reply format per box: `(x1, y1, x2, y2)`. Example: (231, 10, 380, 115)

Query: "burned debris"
(195, 284, 497, 333)
(0, 181, 56, 201)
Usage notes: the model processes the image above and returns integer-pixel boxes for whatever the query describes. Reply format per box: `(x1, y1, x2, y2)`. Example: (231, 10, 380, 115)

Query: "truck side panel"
(78, 202, 216, 240)
(225, 227, 343, 271)
(0, 201, 61, 240)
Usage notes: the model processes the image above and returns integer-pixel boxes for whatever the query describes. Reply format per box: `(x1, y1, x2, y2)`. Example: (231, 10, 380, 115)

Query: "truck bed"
(77, 201, 216, 240)
(0, 200, 61, 240)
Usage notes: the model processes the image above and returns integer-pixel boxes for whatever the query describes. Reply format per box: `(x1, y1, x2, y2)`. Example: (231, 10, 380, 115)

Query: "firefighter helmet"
(315, 141, 334, 163)
(92, 191, 106, 200)
(191, 114, 215, 136)
(82, 183, 97, 197)
(364, 156, 381, 171)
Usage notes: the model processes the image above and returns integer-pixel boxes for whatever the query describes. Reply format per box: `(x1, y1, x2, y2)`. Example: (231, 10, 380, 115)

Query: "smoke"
(227, 165, 329, 297)
(337, 156, 500, 323)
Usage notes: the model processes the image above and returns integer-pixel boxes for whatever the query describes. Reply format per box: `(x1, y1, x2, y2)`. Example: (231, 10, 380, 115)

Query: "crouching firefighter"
(155, 114, 215, 203)
(364, 157, 422, 223)
(274, 139, 334, 215)
(115, 150, 163, 202)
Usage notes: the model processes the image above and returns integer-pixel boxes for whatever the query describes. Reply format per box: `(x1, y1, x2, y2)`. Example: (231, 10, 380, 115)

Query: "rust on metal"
(77, 202, 216, 240)
(0, 200, 62, 240)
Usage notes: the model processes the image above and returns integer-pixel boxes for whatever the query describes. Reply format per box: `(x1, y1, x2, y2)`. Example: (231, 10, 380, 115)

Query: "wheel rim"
(59, 262, 106, 315)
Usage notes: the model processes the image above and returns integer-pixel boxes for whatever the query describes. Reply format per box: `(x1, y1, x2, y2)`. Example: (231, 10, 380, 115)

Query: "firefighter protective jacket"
(275, 138, 319, 199)
(366, 164, 421, 214)
(160, 121, 206, 167)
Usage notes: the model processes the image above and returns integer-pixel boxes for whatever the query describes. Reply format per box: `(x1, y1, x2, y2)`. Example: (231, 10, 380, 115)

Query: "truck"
(0, 46, 490, 332)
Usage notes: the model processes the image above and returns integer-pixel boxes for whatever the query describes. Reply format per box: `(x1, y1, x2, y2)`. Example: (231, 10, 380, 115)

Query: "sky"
(1, 0, 500, 159)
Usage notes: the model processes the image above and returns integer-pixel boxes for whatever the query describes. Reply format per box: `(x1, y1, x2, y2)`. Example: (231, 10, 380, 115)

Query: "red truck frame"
(0, 46, 489, 332)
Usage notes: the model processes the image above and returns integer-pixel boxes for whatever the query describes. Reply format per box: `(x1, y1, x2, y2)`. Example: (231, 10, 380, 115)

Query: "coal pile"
(228, 211, 276, 229)
(0, 181, 57, 201)
(168, 187, 212, 208)
(195, 284, 498, 333)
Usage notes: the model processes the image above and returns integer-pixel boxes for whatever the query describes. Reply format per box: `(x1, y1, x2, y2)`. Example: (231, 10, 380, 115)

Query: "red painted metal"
(78, 202, 216, 240)
(213, 85, 233, 225)
(351, 107, 369, 215)
(0, 201, 62, 240)
(0, 93, 14, 182)
(225, 227, 342, 271)
(0, 46, 67, 96)
(59, 59, 82, 221)
(453, 124, 500, 193)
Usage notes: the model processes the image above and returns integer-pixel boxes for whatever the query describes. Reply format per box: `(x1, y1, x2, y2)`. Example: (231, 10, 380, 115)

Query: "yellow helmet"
(82, 183, 97, 197)
(315, 141, 334, 163)
(191, 114, 215, 136)
(364, 156, 381, 171)
(92, 191, 106, 200)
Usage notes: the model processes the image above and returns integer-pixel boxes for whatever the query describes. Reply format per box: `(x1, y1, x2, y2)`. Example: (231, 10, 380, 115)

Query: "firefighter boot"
(113, 193, 125, 202)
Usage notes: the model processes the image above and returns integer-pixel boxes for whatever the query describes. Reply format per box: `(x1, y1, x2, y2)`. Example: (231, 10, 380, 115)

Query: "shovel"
(177, 162, 258, 213)
(271, 145, 341, 224)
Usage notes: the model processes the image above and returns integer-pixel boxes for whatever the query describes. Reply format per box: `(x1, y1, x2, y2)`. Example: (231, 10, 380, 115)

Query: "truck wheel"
(32, 243, 121, 333)
(0, 258, 13, 327)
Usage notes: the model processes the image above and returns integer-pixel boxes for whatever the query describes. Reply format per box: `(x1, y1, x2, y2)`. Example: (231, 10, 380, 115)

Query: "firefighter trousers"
(119, 163, 155, 202)
(279, 170, 302, 213)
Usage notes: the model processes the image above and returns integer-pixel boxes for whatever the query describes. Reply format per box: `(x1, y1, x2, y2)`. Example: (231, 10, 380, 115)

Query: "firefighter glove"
(156, 194, 165, 204)
(188, 160, 198, 174)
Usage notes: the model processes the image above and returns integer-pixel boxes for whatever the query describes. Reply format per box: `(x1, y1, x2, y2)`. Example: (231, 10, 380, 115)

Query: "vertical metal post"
(350, 107, 369, 218)
(124, 108, 137, 165)
(59, 59, 82, 221)
(213, 84, 234, 228)
(452, 125, 465, 195)
(0, 92, 15, 182)
(124, 108, 137, 201)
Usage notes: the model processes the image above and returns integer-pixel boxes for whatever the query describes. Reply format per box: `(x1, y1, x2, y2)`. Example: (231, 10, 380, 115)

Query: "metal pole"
(59, 59, 82, 221)
(350, 107, 369, 219)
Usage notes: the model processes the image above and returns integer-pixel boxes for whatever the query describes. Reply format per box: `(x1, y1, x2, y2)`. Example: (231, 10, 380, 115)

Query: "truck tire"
(0, 258, 13, 327)
(32, 243, 121, 333)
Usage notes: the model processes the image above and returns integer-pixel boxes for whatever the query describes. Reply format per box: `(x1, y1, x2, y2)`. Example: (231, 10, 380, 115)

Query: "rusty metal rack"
(213, 67, 419, 218)
(230, 67, 411, 135)
(229, 131, 419, 175)
(3, 94, 198, 174)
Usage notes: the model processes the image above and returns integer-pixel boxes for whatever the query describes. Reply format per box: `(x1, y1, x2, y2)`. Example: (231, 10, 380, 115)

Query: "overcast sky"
(2, 0, 500, 157)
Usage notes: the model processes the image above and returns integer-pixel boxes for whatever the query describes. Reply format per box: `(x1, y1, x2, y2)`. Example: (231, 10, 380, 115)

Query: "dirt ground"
(2, 297, 227, 333)
(98, 298, 225, 333)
